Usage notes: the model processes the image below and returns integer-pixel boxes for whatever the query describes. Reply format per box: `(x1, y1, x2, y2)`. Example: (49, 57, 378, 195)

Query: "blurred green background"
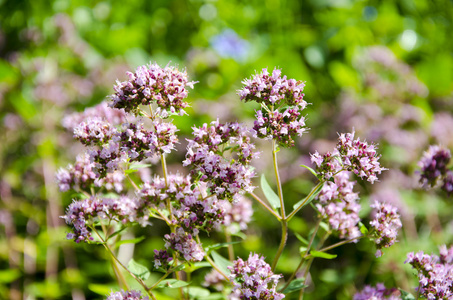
(1, 0, 453, 299)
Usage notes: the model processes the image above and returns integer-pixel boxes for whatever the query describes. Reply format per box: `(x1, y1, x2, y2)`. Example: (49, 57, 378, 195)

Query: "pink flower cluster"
(106, 289, 149, 300)
(163, 227, 204, 263)
(316, 171, 361, 240)
(153, 249, 173, 270)
(220, 195, 253, 234)
(238, 68, 308, 148)
(139, 173, 225, 234)
(62, 195, 146, 243)
(56, 153, 124, 193)
(238, 68, 306, 108)
(73, 117, 117, 146)
(353, 283, 401, 300)
(62, 101, 129, 130)
(370, 201, 402, 257)
(228, 253, 285, 300)
(184, 120, 258, 201)
(253, 107, 307, 147)
(110, 63, 196, 117)
(405, 245, 453, 299)
(418, 145, 452, 195)
(311, 130, 386, 183)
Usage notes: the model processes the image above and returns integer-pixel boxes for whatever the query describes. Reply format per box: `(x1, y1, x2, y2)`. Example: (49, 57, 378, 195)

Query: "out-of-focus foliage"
(0, 0, 452, 299)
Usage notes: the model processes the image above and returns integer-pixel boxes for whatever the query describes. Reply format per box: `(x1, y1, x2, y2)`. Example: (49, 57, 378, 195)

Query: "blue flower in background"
(210, 29, 250, 62)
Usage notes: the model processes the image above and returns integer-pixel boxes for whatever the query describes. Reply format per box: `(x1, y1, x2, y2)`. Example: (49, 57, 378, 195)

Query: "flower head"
(418, 145, 451, 188)
(110, 63, 196, 117)
(106, 290, 149, 300)
(311, 130, 386, 183)
(369, 200, 402, 257)
(353, 283, 401, 300)
(228, 253, 285, 300)
(405, 245, 453, 299)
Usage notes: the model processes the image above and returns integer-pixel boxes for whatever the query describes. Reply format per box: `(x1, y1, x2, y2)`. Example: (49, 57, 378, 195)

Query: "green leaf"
(156, 279, 190, 289)
(211, 250, 232, 276)
(200, 293, 225, 300)
(359, 222, 369, 235)
(185, 262, 211, 273)
(124, 163, 151, 174)
(399, 289, 416, 300)
(280, 278, 308, 293)
(310, 250, 337, 259)
(205, 241, 241, 253)
(294, 232, 309, 245)
(0, 269, 21, 283)
(300, 164, 318, 178)
(292, 182, 324, 210)
(299, 246, 308, 254)
(88, 283, 116, 296)
(261, 174, 281, 210)
(319, 221, 330, 232)
(187, 286, 210, 298)
(114, 236, 145, 249)
(127, 259, 150, 281)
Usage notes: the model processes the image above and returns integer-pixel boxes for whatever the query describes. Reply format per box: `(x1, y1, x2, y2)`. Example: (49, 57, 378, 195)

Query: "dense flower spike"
(73, 117, 117, 146)
(117, 121, 178, 160)
(138, 173, 224, 234)
(228, 253, 285, 300)
(62, 101, 130, 130)
(106, 290, 149, 300)
(239, 68, 306, 108)
(62, 195, 146, 243)
(56, 153, 124, 192)
(110, 62, 196, 117)
(253, 107, 307, 147)
(418, 145, 451, 188)
(163, 227, 204, 262)
(353, 283, 401, 300)
(220, 196, 253, 234)
(369, 201, 402, 257)
(184, 120, 258, 201)
(405, 245, 453, 299)
(442, 171, 453, 196)
(88, 140, 125, 177)
(153, 249, 173, 270)
(239, 68, 308, 147)
(316, 171, 361, 240)
(311, 130, 386, 183)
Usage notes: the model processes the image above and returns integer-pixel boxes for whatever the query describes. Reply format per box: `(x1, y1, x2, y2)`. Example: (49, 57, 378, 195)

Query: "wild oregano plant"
(57, 62, 449, 300)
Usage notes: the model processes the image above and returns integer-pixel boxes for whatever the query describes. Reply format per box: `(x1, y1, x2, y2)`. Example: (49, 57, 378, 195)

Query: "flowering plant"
(57, 62, 434, 300)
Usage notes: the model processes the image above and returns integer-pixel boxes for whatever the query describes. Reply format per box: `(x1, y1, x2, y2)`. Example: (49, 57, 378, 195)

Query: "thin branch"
(249, 192, 281, 220)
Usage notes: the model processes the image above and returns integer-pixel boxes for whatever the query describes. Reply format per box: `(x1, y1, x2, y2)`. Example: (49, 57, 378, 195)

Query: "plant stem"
(205, 255, 231, 282)
(317, 235, 364, 253)
(281, 219, 321, 291)
(225, 231, 235, 261)
(270, 139, 288, 271)
(249, 192, 281, 220)
(287, 181, 324, 221)
(92, 228, 155, 298)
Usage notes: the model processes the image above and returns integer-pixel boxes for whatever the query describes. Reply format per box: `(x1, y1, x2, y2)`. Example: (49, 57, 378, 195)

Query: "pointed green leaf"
(359, 222, 369, 235)
(205, 241, 241, 253)
(300, 164, 318, 178)
(280, 278, 308, 293)
(185, 262, 211, 273)
(399, 289, 416, 300)
(261, 174, 281, 210)
(292, 182, 324, 210)
(294, 232, 309, 245)
(299, 246, 308, 254)
(310, 250, 337, 260)
(88, 283, 116, 296)
(114, 236, 145, 249)
(211, 250, 232, 275)
(187, 287, 210, 297)
(156, 279, 190, 289)
(127, 259, 150, 281)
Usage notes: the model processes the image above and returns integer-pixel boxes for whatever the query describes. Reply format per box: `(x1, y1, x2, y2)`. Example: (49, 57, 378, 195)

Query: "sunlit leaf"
(261, 174, 281, 210)
(127, 259, 150, 281)
(280, 278, 308, 293)
(310, 250, 337, 259)
(211, 250, 232, 276)
(156, 279, 190, 289)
